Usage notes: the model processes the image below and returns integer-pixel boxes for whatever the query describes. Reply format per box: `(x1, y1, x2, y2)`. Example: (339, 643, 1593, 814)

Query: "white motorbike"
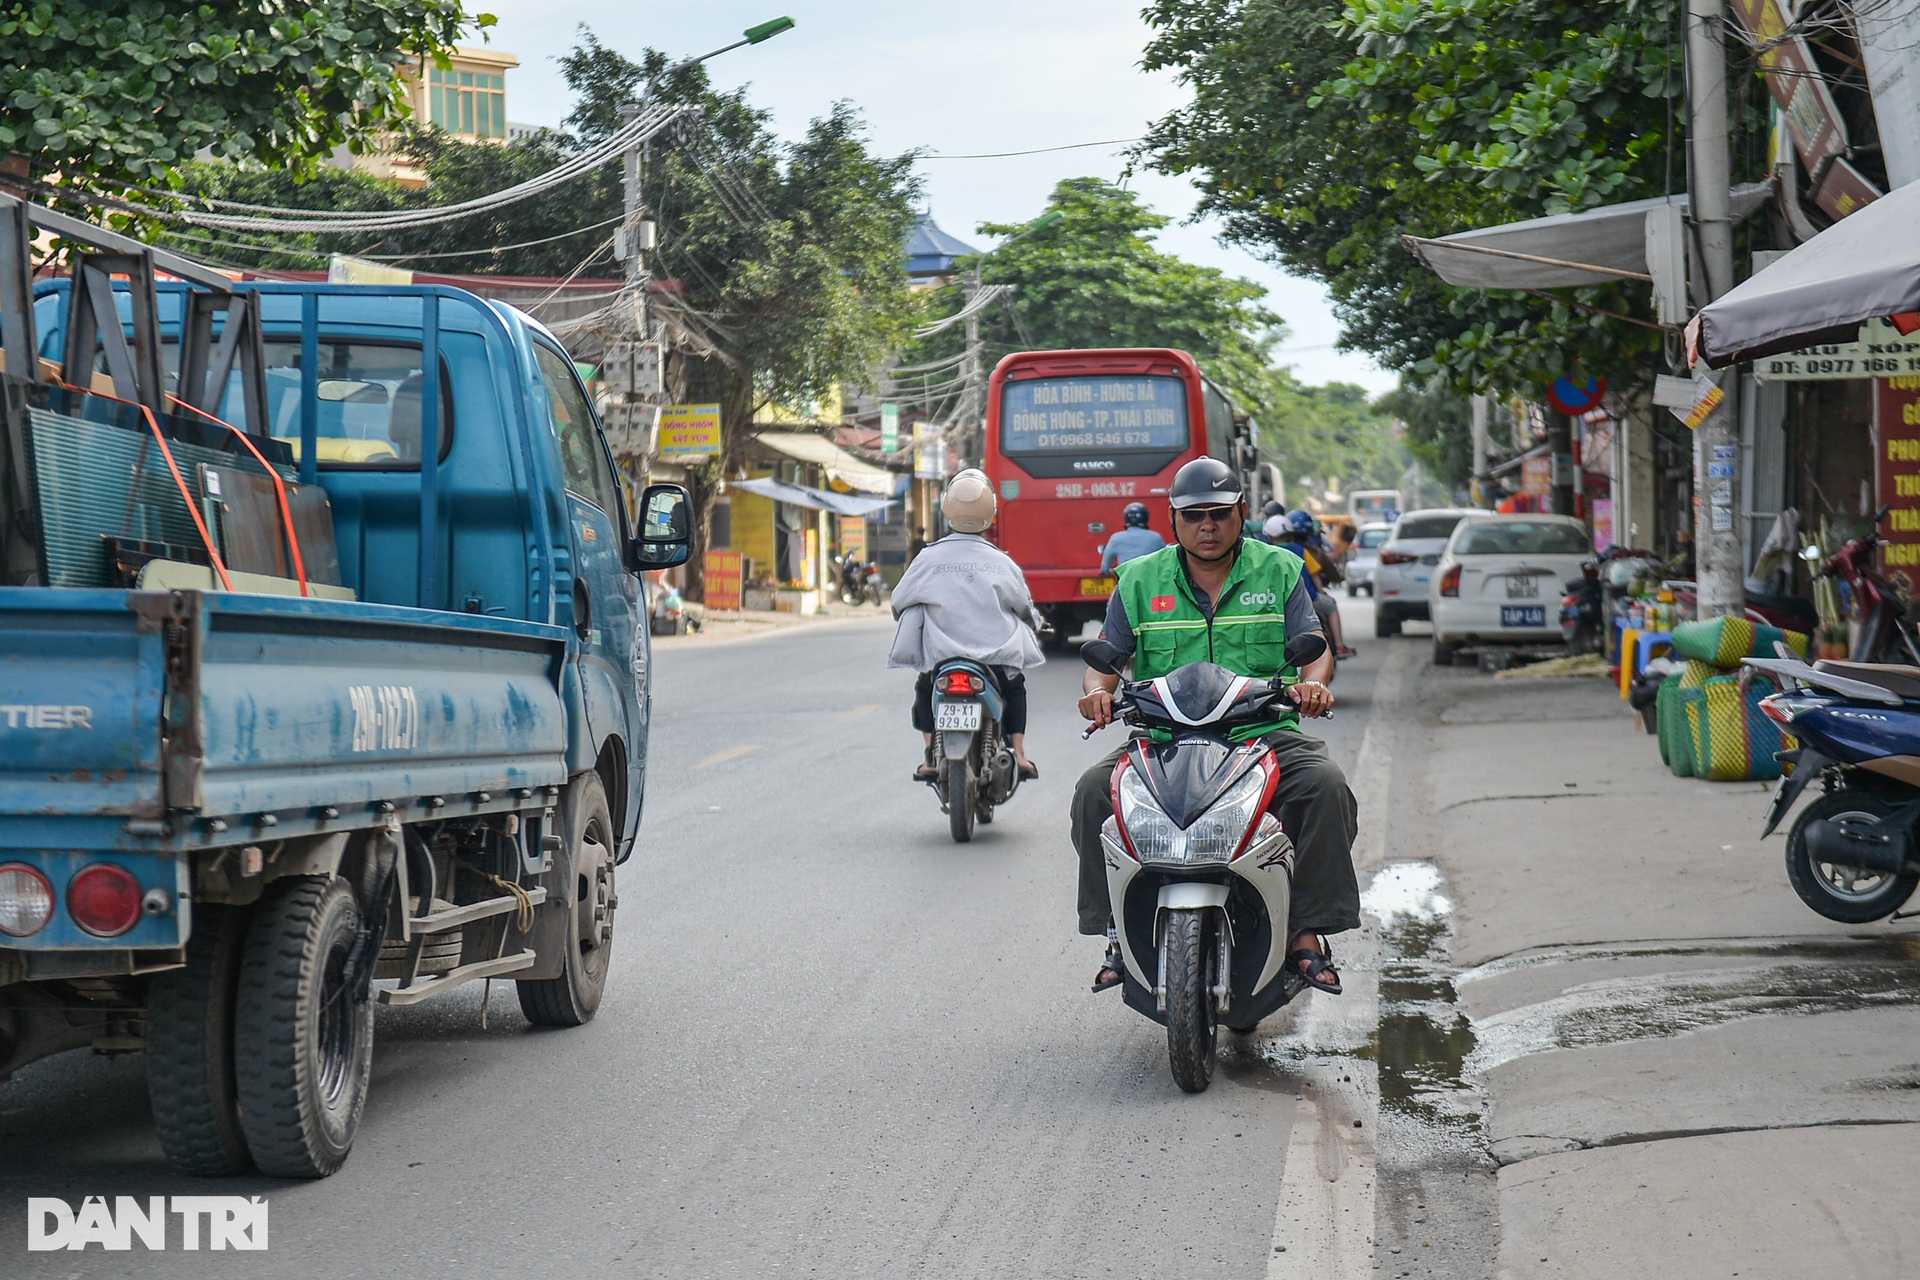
(1082, 632, 1328, 1091)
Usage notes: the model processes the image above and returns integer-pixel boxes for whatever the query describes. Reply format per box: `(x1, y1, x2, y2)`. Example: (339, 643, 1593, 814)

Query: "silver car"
(1345, 521, 1395, 597)
(1372, 508, 1477, 637)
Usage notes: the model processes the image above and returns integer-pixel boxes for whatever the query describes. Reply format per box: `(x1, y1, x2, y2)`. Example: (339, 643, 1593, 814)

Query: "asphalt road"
(0, 604, 1381, 1279)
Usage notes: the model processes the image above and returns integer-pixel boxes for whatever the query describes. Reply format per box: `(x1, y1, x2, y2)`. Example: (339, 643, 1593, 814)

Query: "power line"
(368, 215, 626, 261)
(920, 137, 1141, 160)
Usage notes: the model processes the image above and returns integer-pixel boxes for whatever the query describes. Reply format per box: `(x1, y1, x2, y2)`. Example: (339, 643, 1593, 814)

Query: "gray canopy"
(1690, 180, 1920, 368)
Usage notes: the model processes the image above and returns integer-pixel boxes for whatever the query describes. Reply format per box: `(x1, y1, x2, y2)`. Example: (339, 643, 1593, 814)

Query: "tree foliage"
(1139, 0, 1769, 397)
(0, 1, 487, 185)
(907, 177, 1404, 504)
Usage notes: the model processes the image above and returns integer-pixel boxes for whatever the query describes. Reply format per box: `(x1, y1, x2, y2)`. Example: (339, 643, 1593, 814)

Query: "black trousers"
(912, 668, 1028, 736)
(1069, 729, 1360, 937)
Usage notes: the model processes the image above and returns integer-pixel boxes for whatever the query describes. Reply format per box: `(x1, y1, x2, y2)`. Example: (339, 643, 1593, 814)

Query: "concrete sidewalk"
(1399, 662, 1920, 1278)
(650, 601, 888, 649)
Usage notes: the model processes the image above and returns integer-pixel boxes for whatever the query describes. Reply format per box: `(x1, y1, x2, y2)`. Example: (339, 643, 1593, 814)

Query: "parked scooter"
(925, 658, 1022, 843)
(1080, 631, 1329, 1092)
(1746, 652, 1920, 922)
(1798, 511, 1920, 665)
(838, 552, 885, 606)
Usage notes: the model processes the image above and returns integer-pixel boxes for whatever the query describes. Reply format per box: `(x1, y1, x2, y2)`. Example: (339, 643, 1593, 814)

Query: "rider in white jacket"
(889, 470, 1044, 781)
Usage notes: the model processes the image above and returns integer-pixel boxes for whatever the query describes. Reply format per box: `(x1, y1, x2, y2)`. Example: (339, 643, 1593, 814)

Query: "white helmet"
(943, 468, 996, 533)
(1262, 514, 1290, 541)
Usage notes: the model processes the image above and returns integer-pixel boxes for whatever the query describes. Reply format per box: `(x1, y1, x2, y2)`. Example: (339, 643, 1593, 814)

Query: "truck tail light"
(67, 864, 143, 938)
(0, 863, 54, 937)
(938, 671, 983, 695)
(1378, 550, 1417, 565)
(1439, 565, 1462, 597)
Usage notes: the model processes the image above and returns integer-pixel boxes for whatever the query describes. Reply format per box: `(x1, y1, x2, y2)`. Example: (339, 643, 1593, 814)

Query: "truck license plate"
(1505, 575, 1540, 598)
(935, 702, 982, 731)
(1078, 576, 1115, 597)
(1500, 605, 1547, 628)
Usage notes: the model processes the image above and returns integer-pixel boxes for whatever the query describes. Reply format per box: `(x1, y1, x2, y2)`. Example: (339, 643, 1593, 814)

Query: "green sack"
(1669, 616, 1809, 667)
(1657, 660, 1718, 777)
(1683, 673, 1789, 782)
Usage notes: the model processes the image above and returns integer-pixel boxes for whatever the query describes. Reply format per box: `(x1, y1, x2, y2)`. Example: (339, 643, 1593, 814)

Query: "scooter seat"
(1813, 660, 1920, 701)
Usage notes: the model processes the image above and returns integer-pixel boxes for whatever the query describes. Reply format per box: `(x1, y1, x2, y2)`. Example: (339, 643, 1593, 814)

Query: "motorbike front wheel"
(1163, 909, 1217, 1093)
(1785, 790, 1920, 922)
(948, 757, 976, 843)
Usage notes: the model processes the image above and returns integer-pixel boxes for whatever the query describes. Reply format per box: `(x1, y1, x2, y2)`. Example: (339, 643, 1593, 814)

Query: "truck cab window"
(534, 344, 621, 515)
(259, 339, 453, 469)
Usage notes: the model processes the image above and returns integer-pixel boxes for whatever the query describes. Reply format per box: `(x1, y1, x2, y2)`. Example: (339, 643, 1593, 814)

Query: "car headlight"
(1118, 764, 1269, 866)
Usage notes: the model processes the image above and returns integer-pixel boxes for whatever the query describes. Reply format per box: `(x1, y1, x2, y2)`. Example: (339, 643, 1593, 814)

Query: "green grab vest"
(1116, 539, 1305, 738)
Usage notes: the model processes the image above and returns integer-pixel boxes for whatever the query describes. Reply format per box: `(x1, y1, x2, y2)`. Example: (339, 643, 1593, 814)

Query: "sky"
(475, 0, 1398, 395)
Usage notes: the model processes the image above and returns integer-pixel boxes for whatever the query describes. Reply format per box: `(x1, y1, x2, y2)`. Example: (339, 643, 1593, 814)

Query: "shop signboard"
(1876, 377, 1920, 589)
(880, 402, 899, 453)
(1858, 0, 1920, 190)
(704, 550, 744, 612)
(1813, 157, 1883, 223)
(1520, 456, 1552, 495)
(1591, 497, 1614, 553)
(839, 515, 868, 561)
(1754, 320, 1920, 382)
(659, 404, 722, 458)
(913, 421, 947, 480)
(1730, 0, 1849, 180)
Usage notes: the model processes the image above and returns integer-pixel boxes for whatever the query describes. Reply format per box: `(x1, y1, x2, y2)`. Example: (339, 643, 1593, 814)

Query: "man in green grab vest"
(1071, 457, 1360, 995)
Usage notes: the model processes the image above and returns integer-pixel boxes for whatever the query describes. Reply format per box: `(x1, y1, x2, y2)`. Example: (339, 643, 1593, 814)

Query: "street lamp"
(668, 17, 797, 75)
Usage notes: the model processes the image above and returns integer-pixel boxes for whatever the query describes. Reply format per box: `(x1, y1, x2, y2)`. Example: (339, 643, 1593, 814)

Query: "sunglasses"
(1176, 505, 1238, 525)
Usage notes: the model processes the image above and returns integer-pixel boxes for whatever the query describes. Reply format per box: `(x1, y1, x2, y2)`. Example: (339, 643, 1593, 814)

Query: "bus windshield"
(999, 375, 1189, 455)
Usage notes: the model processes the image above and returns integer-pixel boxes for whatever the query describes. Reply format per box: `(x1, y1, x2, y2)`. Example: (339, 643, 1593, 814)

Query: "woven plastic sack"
(1684, 674, 1788, 782)
(1657, 660, 1719, 776)
(1669, 616, 1809, 667)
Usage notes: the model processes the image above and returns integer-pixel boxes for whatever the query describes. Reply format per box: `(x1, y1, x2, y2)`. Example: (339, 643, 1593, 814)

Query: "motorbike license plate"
(1501, 605, 1547, 628)
(1079, 576, 1116, 597)
(1505, 574, 1540, 598)
(935, 701, 982, 731)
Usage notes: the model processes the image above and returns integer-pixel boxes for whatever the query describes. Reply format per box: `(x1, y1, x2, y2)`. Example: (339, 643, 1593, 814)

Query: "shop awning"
(753, 430, 899, 495)
(1403, 184, 1773, 290)
(727, 475, 895, 518)
(1689, 179, 1920, 368)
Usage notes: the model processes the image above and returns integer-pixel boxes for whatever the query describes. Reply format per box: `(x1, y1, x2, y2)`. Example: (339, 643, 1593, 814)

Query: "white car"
(1428, 514, 1594, 665)
(1345, 521, 1394, 597)
(1372, 508, 1477, 636)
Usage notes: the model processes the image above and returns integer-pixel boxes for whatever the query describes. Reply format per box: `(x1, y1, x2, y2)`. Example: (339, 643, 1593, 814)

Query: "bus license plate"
(1500, 606, 1547, 628)
(1078, 577, 1116, 597)
(935, 701, 982, 731)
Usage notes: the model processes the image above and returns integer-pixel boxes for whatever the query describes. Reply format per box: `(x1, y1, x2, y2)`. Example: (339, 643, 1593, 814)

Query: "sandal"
(1286, 933, 1343, 995)
(1018, 759, 1039, 780)
(1091, 943, 1123, 993)
(912, 752, 938, 782)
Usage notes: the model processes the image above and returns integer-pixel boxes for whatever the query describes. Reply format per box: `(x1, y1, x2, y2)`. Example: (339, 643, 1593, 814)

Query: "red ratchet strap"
(61, 382, 236, 592)
(165, 394, 309, 597)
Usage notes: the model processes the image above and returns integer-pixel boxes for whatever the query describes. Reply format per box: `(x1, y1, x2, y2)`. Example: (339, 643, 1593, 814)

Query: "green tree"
(1376, 376, 1472, 491)
(1262, 375, 1411, 503)
(1139, 0, 1769, 397)
(556, 32, 922, 599)
(0, 2, 488, 186)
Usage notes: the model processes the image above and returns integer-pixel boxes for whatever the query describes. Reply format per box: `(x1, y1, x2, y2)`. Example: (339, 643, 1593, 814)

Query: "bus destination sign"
(1001, 376, 1189, 454)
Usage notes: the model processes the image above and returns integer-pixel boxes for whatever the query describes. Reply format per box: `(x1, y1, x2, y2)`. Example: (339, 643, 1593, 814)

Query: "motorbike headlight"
(1186, 768, 1269, 863)
(1118, 766, 1181, 861)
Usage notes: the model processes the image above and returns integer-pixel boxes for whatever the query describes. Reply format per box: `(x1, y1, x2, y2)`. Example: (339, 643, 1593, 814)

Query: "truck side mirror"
(628, 483, 692, 571)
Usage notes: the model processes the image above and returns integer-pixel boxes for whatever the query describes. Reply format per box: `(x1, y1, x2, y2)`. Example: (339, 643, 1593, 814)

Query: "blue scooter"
(1747, 653, 1920, 922)
(926, 658, 1022, 843)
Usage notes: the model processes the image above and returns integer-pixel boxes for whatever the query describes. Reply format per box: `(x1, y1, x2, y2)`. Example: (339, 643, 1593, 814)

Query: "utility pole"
(1687, 0, 1744, 615)
(959, 266, 982, 467)
(1469, 394, 1490, 507)
(1546, 408, 1575, 516)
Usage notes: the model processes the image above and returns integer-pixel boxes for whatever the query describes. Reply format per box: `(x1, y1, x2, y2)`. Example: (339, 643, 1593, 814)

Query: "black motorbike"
(838, 553, 884, 607)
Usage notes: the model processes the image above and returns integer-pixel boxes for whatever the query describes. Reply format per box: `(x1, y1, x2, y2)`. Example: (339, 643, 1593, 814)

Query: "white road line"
(1266, 640, 1412, 1278)
(692, 743, 762, 769)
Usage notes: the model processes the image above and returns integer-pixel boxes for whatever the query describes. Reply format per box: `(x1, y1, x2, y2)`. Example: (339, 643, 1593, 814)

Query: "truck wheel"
(146, 903, 252, 1176)
(1163, 909, 1216, 1093)
(948, 758, 976, 843)
(234, 877, 373, 1178)
(518, 773, 616, 1026)
(1374, 611, 1400, 638)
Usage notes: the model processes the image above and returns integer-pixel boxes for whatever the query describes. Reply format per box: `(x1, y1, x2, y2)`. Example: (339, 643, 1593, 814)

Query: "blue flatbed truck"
(0, 196, 690, 1176)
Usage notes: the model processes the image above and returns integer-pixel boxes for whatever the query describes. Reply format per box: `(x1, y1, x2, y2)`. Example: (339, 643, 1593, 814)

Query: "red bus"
(983, 347, 1257, 644)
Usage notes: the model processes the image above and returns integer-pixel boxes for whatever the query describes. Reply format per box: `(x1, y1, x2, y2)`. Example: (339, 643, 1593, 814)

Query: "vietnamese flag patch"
(1150, 595, 1177, 613)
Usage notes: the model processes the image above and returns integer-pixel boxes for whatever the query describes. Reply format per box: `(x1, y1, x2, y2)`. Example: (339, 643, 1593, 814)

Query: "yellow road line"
(834, 703, 881, 720)
(692, 743, 762, 769)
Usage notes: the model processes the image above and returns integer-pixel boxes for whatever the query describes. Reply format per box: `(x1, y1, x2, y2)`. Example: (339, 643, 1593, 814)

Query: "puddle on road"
(1363, 864, 1483, 1157)
(1462, 935, 1920, 1077)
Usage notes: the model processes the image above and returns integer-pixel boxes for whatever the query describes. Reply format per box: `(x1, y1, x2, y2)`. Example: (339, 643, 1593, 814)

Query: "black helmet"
(1168, 457, 1243, 509)
(1122, 501, 1150, 528)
